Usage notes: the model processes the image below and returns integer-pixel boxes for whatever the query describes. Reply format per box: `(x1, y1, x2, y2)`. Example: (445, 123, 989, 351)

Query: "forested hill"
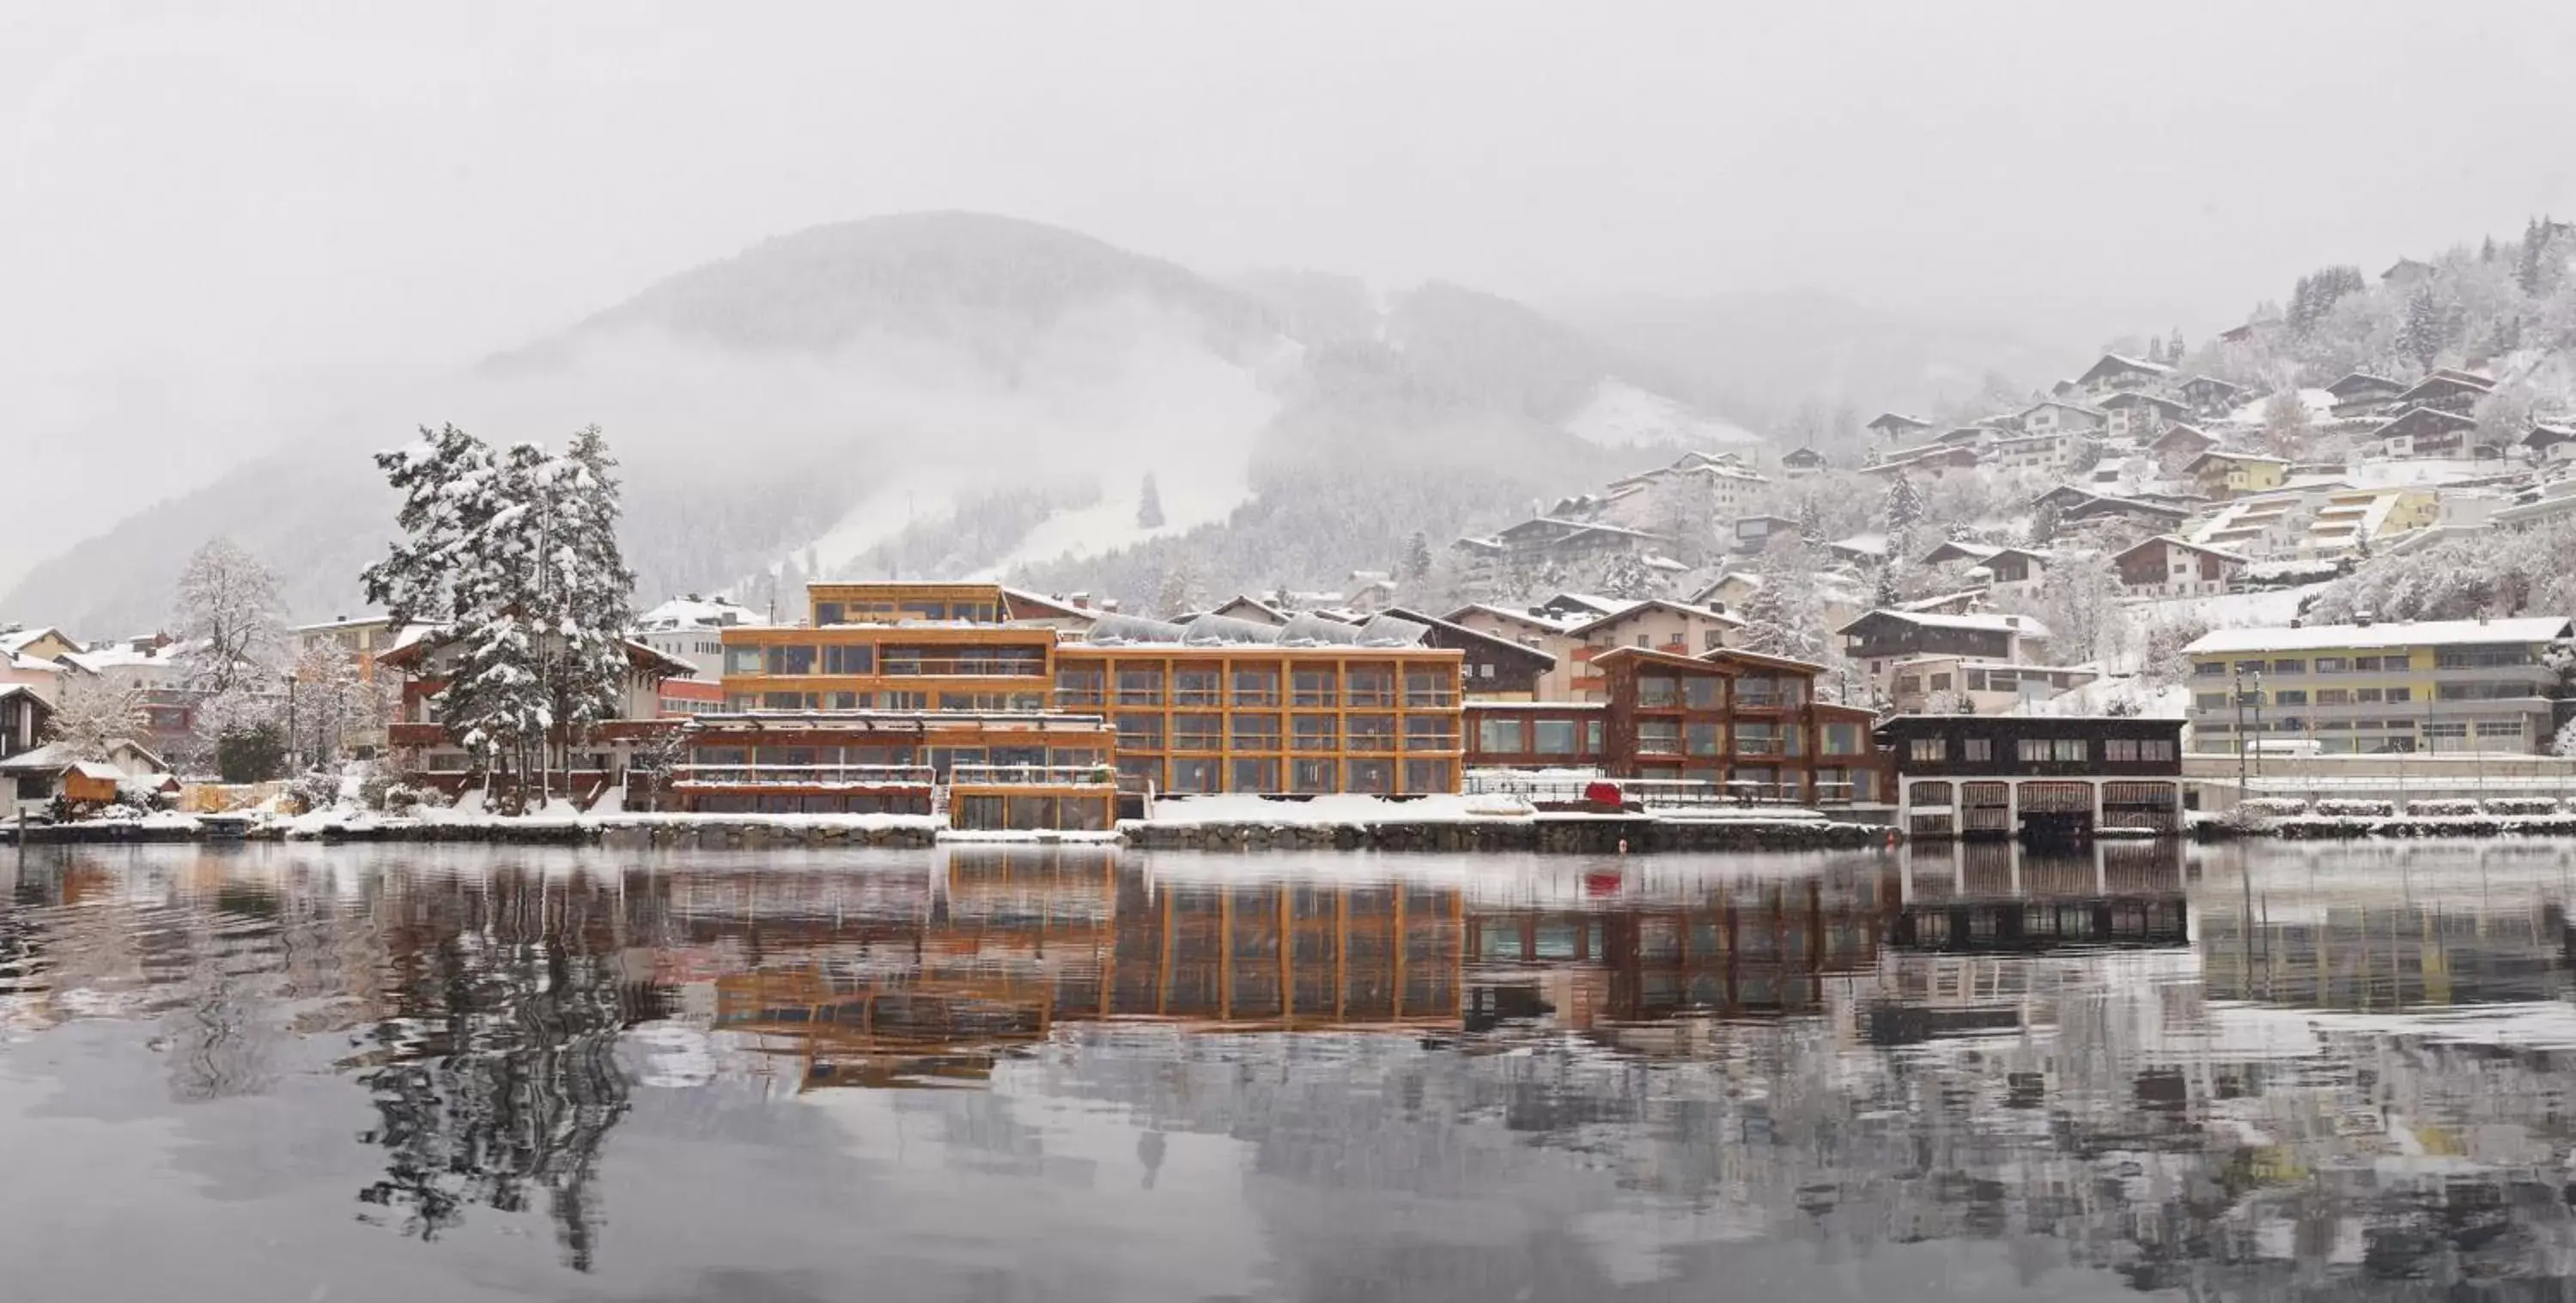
(2, 212, 1766, 634)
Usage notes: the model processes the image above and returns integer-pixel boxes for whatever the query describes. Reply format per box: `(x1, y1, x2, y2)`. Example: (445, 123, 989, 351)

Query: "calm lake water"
(5, 840, 2576, 1301)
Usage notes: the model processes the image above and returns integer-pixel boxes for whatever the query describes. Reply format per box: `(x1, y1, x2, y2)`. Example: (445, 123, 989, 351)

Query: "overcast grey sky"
(5, 0, 2574, 579)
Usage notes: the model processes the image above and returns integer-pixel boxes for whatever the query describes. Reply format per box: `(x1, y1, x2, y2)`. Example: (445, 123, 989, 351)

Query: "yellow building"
(2184, 450, 2290, 500)
(2183, 616, 2575, 755)
(2305, 487, 2439, 555)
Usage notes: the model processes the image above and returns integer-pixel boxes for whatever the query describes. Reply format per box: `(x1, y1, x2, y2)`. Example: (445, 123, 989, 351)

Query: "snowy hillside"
(1564, 377, 1764, 451)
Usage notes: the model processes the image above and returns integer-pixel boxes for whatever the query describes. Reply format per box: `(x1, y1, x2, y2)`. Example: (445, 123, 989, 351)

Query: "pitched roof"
(2184, 616, 2573, 655)
(1865, 411, 1935, 431)
(2184, 450, 2292, 470)
(1442, 603, 1583, 634)
(1379, 607, 1558, 670)
(2392, 373, 2494, 403)
(1564, 599, 1741, 638)
(2075, 353, 2174, 385)
(2098, 390, 2190, 413)
(2522, 422, 2576, 447)
(1835, 609, 2053, 639)
(2368, 406, 2478, 438)
(2179, 375, 2245, 394)
(2324, 371, 2404, 397)
(0, 627, 80, 656)
(2019, 399, 2109, 421)
(2113, 534, 2248, 566)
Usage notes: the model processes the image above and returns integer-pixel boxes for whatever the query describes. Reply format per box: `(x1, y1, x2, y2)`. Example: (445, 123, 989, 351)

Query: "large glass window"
(1402, 669, 1452, 707)
(1638, 721, 1682, 755)
(1478, 717, 1527, 754)
(1637, 675, 1680, 708)
(1823, 722, 1864, 755)
(1911, 737, 1945, 763)
(1346, 758, 1394, 793)
(1233, 668, 1281, 706)
(1170, 757, 1221, 793)
(1346, 667, 1394, 707)
(1055, 666, 1105, 706)
(812, 602, 845, 626)
(1403, 759, 1455, 793)
(822, 644, 872, 675)
(1116, 713, 1164, 750)
(1686, 722, 1722, 756)
(1173, 667, 1221, 706)
(1116, 666, 1164, 706)
(1346, 715, 1397, 751)
(1735, 723, 1780, 755)
(1292, 716, 1338, 752)
(725, 645, 764, 676)
(1291, 758, 1336, 793)
(1534, 719, 1580, 755)
(1231, 713, 1282, 751)
(1170, 714, 1223, 751)
(1230, 758, 1280, 792)
(1684, 676, 1722, 710)
(1291, 669, 1337, 707)
(765, 645, 816, 676)
(1404, 717, 1454, 751)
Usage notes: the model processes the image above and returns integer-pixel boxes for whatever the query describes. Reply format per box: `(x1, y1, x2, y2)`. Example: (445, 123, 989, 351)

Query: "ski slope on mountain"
(1564, 378, 1763, 451)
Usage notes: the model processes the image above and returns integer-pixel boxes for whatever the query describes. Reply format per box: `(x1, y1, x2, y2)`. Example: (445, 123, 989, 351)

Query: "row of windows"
(2202, 718, 2525, 737)
(1115, 713, 1455, 751)
(724, 644, 1048, 677)
(2196, 654, 2415, 677)
(1905, 736, 2174, 763)
(1121, 755, 1455, 795)
(1633, 674, 1810, 710)
(726, 691, 1048, 712)
(811, 599, 1001, 625)
(1474, 717, 1604, 756)
(1637, 720, 1807, 758)
(1056, 666, 1451, 708)
(2196, 686, 2416, 710)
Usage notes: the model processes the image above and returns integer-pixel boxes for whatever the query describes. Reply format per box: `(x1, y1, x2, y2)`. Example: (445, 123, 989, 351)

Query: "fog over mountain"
(9, 2, 2576, 630)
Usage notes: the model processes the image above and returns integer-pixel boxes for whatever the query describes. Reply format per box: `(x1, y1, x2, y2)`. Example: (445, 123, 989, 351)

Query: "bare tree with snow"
(46, 676, 150, 762)
(173, 538, 288, 697)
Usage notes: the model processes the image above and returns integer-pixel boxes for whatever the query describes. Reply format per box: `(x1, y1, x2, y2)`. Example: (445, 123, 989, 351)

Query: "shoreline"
(3, 810, 1899, 853)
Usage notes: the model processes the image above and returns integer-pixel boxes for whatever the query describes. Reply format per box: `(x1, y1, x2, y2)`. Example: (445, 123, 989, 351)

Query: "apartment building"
(2306, 487, 2438, 555)
(714, 583, 1467, 801)
(2181, 616, 2576, 755)
(1879, 715, 2186, 839)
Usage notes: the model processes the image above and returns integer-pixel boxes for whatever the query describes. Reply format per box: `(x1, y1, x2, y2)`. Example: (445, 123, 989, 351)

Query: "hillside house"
(2050, 490, 2193, 534)
(2367, 406, 2479, 459)
(2184, 450, 2291, 500)
(2018, 400, 2109, 439)
(0, 627, 82, 664)
(0, 684, 52, 761)
(2178, 376, 2245, 419)
(1866, 412, 1935, 442)
(1838, 609, 2051, 694)
(1886, 656, 2099, 716)
(59, 636, 198, 757)
(1382, 607, 1557, 701)
(1918, 542, 2052, 597)
(2381, 258, 2434, 284)
(1990, 430, 2075, 476)
(999, 588, 1109, 633)
(1564, 600, 1745, 701)
(1780, 445, 1829, 478)
(2389, 372, 2494, 415)
(1859, 445, 1983, 482)
(2099, 391, 2190, 440)
(1476, 517, 1670, 574)
(2074, 353, 2174, 397)
(2186, 486, 2337, 559)
(381, 629, 696, 800)
(2523, 421, 2576, 464)
(2494, 476, 2576, 530)
(2111, 536, 2245, 597)
(2306, 487, 2439, 556)
(1824, 533, 1891, 567)
(1935, 426, 2004, 447)
(1443, 603, 1587, 700)
(2145, 422, 2220, 472)
(1, 737, 170, 813)
(1879, 716, 2184, 839)
(1203, 595, 1291, 627)
(1728, 513, 1801, 555)
(2324, 372, 2408, 419)
(2182, 616, 2574, 756)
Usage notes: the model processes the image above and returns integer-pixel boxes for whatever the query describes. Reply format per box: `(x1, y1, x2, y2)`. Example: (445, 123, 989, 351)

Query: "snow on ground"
(2029, 675, 2190, 718)
(2128, 581, 2330, 631)
(1565, 378, 1763, 451)
(2224, 388, 2336, 426)
(1134, 792, 1538, 827)
(2339, 458, 2488, 488)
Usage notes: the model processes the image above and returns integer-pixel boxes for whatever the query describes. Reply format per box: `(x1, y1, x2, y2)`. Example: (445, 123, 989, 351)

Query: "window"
(1293, 716, 1339, 752)
(2195, 693, 2227, 711)
(1170, 757, 1221, 793)
(1587, 718, 1605, 754)
(2476, 720, 2524, 737)
(1704, 628, 1726, 650)
(1963, 738, 1992, 762)
(1929, 673, 1953, 692)
(1634, 634, 1649, 648)
(2194, 662, 2225, 677)
(2354, 687, 2383, 703)
(2354, 656, 2385, 671)
(1637, 675, 1680, 708)
(2273, 690, 2307, 706)
(1231, 668, 1281, 706)
(884, 691, 927, 711)
(762, 691, 809, 710)
(2437, 645, 2536, 669)
(1173, 668, 1221, 706)
(1404, 717, 1454, 751)
(1346, 715, 1397, 751)
(2105, 738, 2176, 762)
(1403, 759, 1455, 792)
(2233, 660, 2264, 675)
(1230, 758, 1280, 792)
(1684, 676, 1722, 710)
(1117, 667, 1165, 706)
(1910, 737, 1946, 763)
(1171, 713, 1223, 751)
(2270, 659, 2306, 675)
(821, 645, 872, 675)
(2055, 739, 2087, 761)
(1687, 722, 1722, 756)
(2385, 687, 2412, 703)
(765, 645, 816, 676)
(1402, 669, 1451, 707)
(2438, 681, 2547, 700)
(2018, 738, 2048, 762)
(1345, 758, 1394, 793)
(2421, 721, 2468, 738)
(1638, 721, 1683, 755)
(1477, 717, 1526, 753)
(1534, 718, 1581, 755)
(1231, 714, 1283, 751)
(1291, 758, 1336, 793)
(1822, 722, 1864, 756)
(725, 645, 765, 676)
(2314, 657, 2348, 674)
(2315, 688, 2350, 706)
(1346, 668, 1394, 707)
(1291, 669, 1337, 707)
(1116, 713, 1164, 750)
(1477, 663, 1495, 679)
(1055, 667, 1105, 706)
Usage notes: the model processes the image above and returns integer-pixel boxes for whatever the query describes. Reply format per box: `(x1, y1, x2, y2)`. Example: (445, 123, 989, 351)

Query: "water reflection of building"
(1893, 839, 2190, 955)
(2196, 841, 2573, 1009)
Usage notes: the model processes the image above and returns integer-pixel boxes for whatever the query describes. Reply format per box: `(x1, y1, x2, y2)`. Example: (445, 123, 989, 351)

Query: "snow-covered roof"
(67, 761, 126, 782)
(0, 627, 78, 656)
(2184, 616, 2574, 655)
(2098, 390, 2189, 411)
(0, 738, 165, 775)
(2019, 399, 2109, 420)
(1564, 600, 1742, 638)
(1826, 532, 1890, 558)
(2115, 534, 2248, 565)
(1443, 603, 1585, 633)
(2185, 450, 2291, 470)
(637, 595, 764, 631)
(2076, 353, 2174, 384)
(2324, 371, 2404, 397)
(1838, 609, 2052, 639)
(1866, 411, 1934, 430)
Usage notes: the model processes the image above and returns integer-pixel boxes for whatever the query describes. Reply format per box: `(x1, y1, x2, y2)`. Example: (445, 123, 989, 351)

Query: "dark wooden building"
(1877, 714, 2184, 840)
(1383, 607, 1557, 700)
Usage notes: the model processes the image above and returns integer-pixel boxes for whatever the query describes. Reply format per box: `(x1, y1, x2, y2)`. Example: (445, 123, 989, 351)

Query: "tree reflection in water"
(352, 870, 641, 1271)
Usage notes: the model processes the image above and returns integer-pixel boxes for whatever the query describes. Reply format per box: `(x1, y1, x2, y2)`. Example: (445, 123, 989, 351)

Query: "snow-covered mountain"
(4, 213, 1763, 633)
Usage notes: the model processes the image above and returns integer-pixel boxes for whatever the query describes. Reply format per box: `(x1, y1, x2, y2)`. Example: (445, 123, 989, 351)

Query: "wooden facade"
(1877, 715, 2185, 840)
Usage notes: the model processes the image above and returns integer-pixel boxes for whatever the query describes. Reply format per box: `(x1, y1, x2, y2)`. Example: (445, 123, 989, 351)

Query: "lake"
(4, 839, 2576, 1300)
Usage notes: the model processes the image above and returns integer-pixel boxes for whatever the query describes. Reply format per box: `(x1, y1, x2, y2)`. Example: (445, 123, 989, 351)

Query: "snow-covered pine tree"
(2400, 284, 2445, 369)
(2167, 327, 2185, 361)
(1136, 473, 1165, 530)
(363, 424, 495, 627)
(1400, 530, 1433, 583)
(1795, 495, 1824, 545)
(1154, 556, 1205, 620)
(549, 427, 639, 768)
(1881, 475, 1925, 536)
(1598, 554, 1659, 601)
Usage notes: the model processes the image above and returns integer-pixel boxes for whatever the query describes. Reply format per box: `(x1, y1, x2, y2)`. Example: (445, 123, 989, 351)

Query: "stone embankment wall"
(1124, 819, 1886, 853)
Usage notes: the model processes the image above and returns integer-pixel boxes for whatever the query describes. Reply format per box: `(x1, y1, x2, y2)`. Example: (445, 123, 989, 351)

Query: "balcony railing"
(877, 658, 1048, 677)
(1401, 731, 1462, 752)
(1401, 689, 1460, 708)
(949, 763, 1118, 789)
(671, 764, 936, 788)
